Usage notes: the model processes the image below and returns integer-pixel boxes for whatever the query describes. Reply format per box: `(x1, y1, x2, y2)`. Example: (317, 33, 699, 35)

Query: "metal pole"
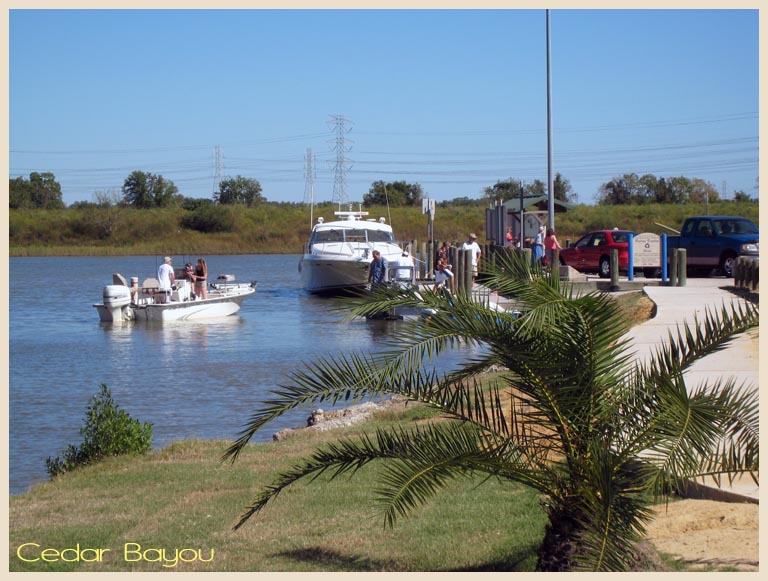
(519, 182, 525, 243)
(546, 9, 555, 232)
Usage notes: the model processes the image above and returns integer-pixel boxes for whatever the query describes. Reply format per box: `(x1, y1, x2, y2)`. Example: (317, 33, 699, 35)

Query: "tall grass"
(9, 201, 758, 256)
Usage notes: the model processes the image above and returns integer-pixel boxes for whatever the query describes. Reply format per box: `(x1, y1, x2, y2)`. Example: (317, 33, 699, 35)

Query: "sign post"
(422, 198, 436, 279)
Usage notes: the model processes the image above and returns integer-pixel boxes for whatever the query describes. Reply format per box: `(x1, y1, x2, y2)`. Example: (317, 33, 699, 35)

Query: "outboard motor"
(102, 285, 132, 323)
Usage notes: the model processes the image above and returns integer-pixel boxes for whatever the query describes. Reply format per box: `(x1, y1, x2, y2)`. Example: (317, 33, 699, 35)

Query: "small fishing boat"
(94, 272, 256, 324)
(298, 209, 407, 294)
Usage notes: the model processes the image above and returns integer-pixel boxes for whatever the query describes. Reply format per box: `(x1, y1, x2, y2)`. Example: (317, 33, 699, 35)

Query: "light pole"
(546, 9, 555, 231)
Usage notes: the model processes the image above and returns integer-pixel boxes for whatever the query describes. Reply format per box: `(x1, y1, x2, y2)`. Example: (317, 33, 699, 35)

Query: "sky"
(8, 7, 760, 207)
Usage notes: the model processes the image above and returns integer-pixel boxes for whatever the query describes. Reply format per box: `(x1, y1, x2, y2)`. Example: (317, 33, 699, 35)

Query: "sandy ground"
(280, 402, 761, 571)
(645, 499, 759, 571)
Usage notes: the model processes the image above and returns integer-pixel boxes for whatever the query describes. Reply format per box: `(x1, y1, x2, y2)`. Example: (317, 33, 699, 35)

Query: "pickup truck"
(667, 215, 759, 277)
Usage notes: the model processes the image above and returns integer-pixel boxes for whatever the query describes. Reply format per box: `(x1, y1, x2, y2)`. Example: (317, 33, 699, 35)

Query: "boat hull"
(95, 285, 256, 323)
(299, 254, 371, 293)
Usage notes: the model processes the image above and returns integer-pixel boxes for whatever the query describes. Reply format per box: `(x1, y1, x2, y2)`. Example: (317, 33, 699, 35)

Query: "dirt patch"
(645, 499, 758, 571)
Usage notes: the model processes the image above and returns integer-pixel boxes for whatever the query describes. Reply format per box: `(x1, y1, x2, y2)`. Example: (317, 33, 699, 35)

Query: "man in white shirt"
(461, 233, 482, 283)
(157, 256, 175, 303)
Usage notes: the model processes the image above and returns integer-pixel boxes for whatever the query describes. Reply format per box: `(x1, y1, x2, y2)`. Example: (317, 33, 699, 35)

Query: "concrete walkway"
(623, 279, 759, 502)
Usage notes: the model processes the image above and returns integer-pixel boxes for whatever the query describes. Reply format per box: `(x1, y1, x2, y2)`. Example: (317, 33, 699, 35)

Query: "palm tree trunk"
(536, 508, 583, 571)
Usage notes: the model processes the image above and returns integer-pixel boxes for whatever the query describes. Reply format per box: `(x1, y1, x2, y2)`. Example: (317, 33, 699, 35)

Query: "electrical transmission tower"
(327, 114, 353, 205)
(213, 145, 223, 194)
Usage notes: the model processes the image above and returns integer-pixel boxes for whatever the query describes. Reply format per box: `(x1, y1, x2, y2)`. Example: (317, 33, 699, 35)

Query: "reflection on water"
(9, 254, 469, 494)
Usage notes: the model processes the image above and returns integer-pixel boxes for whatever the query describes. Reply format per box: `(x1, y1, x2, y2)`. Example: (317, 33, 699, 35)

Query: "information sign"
(633, 233, 661, 267)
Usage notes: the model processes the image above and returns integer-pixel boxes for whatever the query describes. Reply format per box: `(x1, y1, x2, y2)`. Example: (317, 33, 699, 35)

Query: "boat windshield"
(367, 229, 395, 243)
(312, 229, 344, 243)
(311, 228, 395, 244)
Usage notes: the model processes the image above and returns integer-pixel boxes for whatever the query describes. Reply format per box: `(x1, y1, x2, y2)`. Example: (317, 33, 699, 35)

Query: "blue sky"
(9, 8, 759, 206)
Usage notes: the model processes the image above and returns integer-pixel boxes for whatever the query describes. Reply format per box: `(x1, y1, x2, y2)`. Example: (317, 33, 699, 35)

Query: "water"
(9, 254, 441, 495)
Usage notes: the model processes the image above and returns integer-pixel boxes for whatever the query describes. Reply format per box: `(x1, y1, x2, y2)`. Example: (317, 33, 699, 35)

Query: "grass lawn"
(9, 405, 548, 572)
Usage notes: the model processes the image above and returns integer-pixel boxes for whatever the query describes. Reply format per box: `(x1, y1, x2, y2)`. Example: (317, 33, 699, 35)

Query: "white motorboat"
(298, 209, 408, 294)
(94, 273, 256, 323)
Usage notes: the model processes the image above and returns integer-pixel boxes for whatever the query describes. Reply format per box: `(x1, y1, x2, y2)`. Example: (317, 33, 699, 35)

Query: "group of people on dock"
(508, 225, 563, 267)
(367, 225, 562, 295)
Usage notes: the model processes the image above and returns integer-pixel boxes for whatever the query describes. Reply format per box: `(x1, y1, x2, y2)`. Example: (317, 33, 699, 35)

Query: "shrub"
(46, 384, 153, 478)
(181, 204, 236, 233)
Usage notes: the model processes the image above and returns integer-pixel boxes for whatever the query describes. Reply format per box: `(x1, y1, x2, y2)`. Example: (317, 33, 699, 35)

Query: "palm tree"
(225, 252, 758, 572)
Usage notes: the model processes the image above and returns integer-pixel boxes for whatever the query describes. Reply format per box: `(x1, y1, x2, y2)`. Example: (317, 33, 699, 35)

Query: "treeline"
(596, 173, 754, 205)
(11, 169, 755, 212)
(9, 200, 758, 257)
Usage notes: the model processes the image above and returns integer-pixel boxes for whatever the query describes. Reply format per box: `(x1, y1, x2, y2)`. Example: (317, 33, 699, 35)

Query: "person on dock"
(461, 233, 482, 284)
(436, 241, 452, 270)
(544, 228, 562, 269)
(368, 250, 388, 289)
(532, 226, 545, 266)
(433, 259, 454, 294)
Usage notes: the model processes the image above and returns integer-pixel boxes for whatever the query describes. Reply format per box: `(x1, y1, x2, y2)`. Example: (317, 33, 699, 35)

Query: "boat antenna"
(383, 185, 393, 226)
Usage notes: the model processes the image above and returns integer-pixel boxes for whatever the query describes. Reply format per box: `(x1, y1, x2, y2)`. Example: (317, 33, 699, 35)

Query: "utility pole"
(546, 9, 555, 231)
(328, 114, 353, 206)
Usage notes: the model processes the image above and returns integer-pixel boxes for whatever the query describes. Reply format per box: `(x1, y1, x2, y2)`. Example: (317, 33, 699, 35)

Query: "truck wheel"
(599, 256, 611, 278)
(720, 253, 737, 278)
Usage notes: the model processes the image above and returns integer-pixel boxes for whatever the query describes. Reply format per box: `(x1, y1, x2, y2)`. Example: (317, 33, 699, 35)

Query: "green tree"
(363, 180, 423, 207)
(122, 170, 180, 208)
(597, 173, 643, 205)
(484, 174, 574, 203)
(9, 172, 65, 209)
(733, 190, 753, 203)
(225, 253, 758, 572)
(553, 173, 575, 203)
(215, 176, 264, 206)
(483, 178, 525, 203)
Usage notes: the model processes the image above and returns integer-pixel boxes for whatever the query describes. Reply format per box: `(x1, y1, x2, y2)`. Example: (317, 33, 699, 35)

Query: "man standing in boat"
(368, 250, 388, 289)
(157, 256, 175, 303)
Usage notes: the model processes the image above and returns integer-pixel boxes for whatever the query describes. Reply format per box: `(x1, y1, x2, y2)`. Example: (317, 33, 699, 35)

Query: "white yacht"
(299, 210, 406, 294)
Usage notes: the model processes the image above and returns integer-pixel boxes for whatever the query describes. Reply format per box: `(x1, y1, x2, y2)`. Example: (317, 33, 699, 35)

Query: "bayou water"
(9, 254, 459, 494)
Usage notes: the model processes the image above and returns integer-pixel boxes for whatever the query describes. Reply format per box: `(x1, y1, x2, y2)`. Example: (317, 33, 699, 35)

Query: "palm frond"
(223, 350, 391, 462)
(234, 422, 545, 531)
(642, 301, 757, 381)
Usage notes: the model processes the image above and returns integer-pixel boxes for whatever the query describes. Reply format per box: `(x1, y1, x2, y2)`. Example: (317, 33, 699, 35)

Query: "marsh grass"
(9, 201, 758, 256)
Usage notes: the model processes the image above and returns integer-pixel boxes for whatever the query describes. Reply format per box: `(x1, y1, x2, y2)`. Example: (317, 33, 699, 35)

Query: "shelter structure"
(485, 194, 574, 245)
